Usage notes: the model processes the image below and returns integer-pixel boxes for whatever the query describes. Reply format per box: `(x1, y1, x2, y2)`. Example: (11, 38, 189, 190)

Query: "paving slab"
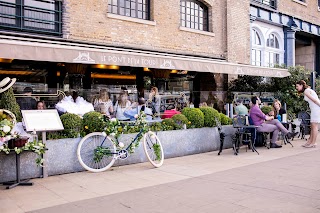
(0, 137, 319, 212)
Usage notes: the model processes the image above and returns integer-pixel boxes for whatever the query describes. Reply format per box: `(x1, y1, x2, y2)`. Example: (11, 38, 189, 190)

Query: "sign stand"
(21, 109, 64, 179)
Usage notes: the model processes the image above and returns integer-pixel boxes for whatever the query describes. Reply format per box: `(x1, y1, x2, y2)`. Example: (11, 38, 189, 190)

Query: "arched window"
(108, 0, 150, 20)
(251, 29, 262, 66)
(266, 33, 280, 67)
(180, 0, 209, 31)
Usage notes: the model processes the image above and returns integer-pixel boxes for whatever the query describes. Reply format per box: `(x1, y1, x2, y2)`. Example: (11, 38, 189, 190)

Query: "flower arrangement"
(0, 109, 16, 144)
(104, 112, 149, 153)
(0, 140, 47, 166)
(0, 109, 46, 166)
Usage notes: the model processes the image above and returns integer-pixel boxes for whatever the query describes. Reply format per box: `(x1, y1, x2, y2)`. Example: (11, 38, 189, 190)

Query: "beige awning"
(0, 35, 290, 78)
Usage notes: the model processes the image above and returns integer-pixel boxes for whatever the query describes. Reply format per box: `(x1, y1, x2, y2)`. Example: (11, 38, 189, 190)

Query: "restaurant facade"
(0, 0, 296, 110)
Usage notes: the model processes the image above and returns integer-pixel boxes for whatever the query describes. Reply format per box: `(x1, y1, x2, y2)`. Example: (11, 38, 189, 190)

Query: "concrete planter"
(0, 126, 235, 183)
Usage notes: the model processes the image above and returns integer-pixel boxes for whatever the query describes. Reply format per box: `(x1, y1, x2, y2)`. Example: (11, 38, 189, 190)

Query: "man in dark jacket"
(17, 87, 37, 110)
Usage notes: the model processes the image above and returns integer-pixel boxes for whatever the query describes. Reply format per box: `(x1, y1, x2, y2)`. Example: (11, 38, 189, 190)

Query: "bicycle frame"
(99, 128, 145, 155)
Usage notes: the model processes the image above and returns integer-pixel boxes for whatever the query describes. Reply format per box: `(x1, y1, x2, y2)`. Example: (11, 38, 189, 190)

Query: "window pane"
(108, 0, 149, 20)
(180, 0, 208, 31)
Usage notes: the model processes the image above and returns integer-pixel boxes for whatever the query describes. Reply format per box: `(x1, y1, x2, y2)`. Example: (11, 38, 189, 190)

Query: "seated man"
(249, 96, 296, 148)
(124, 97, 153, 121)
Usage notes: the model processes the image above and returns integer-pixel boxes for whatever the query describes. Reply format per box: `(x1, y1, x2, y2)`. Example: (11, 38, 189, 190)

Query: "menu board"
(21, 110, 64, 132)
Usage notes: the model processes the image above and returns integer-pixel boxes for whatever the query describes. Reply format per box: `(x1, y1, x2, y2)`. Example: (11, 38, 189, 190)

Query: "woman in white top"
(296, 80, 320, 148)
(93, 89, 113, 117)
(114, 91, 131, 121)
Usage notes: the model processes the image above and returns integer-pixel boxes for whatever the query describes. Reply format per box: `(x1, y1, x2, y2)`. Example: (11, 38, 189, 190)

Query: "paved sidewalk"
(1, 137, 320, 213)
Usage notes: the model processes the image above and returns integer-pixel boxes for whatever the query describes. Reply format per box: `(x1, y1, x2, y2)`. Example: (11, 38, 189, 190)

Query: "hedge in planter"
(200, 107, 220, 127)
(182, 108, 204, 128)
(82, 111, 107, 136)
(172, 114, 188, 129)
(0, 87, 21, 121)
(60, 113, 82, 138)
(219, 113, 232, 125)
(161, 118, 175, 130)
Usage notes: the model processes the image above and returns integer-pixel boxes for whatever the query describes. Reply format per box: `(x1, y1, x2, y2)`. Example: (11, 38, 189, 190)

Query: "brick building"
(1, 0, 315, 109)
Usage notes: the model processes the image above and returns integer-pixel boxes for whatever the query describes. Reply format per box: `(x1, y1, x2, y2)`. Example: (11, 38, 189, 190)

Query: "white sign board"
(21, 110, 64, 132)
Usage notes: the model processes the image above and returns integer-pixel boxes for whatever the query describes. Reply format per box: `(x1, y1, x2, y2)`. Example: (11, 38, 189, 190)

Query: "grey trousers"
(256, 119, 289, 144)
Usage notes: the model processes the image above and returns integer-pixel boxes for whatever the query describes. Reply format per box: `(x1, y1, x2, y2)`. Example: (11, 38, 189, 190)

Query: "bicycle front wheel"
(143, 131, 164, 168)
(77, 132, 116, 172)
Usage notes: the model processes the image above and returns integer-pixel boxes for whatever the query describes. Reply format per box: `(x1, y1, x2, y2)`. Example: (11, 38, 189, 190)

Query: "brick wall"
(278, 0, 320, 25)
(63, 0, 228, 59)
(226, 0, 251, 64)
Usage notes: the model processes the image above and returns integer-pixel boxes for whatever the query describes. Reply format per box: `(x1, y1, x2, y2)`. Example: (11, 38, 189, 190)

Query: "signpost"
(21, 109, 64, 178)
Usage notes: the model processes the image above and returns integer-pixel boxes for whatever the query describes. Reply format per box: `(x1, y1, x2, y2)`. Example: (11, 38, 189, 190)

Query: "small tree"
(0, 87, 21, 121)
(269, 66, 310, 114)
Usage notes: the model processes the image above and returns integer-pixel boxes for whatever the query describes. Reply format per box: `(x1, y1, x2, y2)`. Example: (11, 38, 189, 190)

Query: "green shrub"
(60, 113, 82, 138)
(182, 108, 204, 128)
(172, 114, 188, 129)
(0, 88, 21, 121)
(200, 107, 220, 127)
(219, 113, 232, 125)
(82, 111, 107, 135)
(161, 118, 175, 130)
(47, 132, 63, 140)
(150, 122, 163, 132)
(261, 106, 273, 115)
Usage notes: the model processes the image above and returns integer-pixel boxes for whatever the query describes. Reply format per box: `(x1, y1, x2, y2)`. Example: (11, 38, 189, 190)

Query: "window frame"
(251, 28, 263, 66)
(266, 33, 282, 67)
(107, 0, 151, 21)
(180, 0, 209, 32)
(0, 0, 62, 35)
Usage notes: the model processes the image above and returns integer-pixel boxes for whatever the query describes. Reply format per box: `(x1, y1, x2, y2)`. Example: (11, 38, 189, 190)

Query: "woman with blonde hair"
(272, 99, 286, 121)
(94, 89, 113, 117)
(114, 91, 131, 121)
(295, 80, 320, 148)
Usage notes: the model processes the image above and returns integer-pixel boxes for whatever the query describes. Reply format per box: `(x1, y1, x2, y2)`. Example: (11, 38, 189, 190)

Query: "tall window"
(108, 0, 150, 20)
(180, 0, 208, 31)
(0, 0, 62, 35)
(266, 33, 280, 67)
(251, 29, 262, 66)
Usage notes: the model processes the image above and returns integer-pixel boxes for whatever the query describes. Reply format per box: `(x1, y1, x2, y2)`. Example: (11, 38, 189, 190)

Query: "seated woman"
(114, 91, 131, 121)
(124, 97, 153, 121)
(272, 99, 286, 121)
(37, 101, 46, 110)
(93, 89, 113, 117)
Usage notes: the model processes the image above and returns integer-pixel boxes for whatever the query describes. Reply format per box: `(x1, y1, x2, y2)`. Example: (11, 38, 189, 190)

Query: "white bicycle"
(77, 127, 164, 172)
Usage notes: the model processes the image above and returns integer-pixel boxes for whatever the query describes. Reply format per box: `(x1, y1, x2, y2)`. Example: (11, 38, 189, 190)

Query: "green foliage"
(82, 111, 107, 136)
(172, 114, 188, 129)
(150, 122, 163, 132)
(228, 66, 312, 115)
(261, 106, 273, 115)
(219, 113, 232, 125)
(161, 118, 175, 131)
(182, 108, 204, 128)
(200, 107, 220, 127)
(0, 88, 21, 121)
(60, 113, 82, 138)
(269, 66, 310, 114)
(47, 132, 63, 140)
(228, 76, 268, 92)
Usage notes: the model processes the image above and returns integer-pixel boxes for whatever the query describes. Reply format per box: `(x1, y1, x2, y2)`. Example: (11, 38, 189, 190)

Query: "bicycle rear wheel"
(77, 132, 116, 172)
(143, 131, 164, 167)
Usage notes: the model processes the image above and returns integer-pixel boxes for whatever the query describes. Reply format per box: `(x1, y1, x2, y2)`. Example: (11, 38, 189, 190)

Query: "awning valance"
(0, 35, 290, 78)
